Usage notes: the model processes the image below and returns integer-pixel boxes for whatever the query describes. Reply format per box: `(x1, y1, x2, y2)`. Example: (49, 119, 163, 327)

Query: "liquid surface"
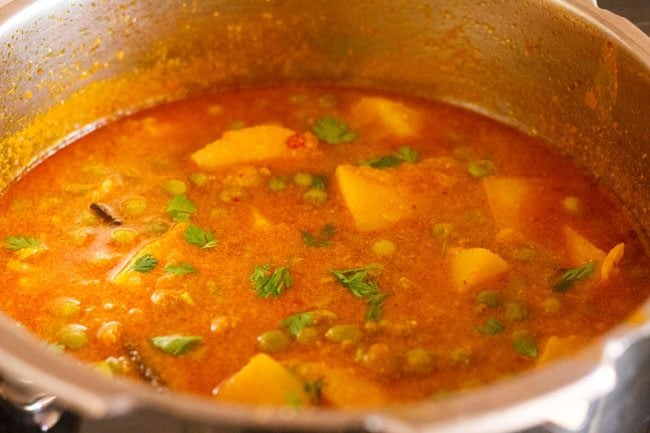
(0, 86, 648, 408)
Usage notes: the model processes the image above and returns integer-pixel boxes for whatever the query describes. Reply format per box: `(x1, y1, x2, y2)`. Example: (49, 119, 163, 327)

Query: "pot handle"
(0, 374, 63, 431)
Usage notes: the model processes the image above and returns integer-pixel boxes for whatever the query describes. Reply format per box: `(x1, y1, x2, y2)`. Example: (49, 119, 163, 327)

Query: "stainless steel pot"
(0, 1, 648, 432)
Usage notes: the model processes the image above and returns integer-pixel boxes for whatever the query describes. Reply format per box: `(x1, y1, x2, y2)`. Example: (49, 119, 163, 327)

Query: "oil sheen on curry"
(0, 86, 648, 408)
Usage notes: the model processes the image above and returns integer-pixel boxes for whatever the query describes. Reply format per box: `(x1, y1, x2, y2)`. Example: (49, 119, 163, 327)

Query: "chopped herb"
(304, 377, 324, 404)
(360, 146, 419, 169)
(150, 335, 203, 356)
(301, 223, 336, 248)
(4, 235, 40, 251)
(280, 312, 314, 337)
(286, 390, 302, 408)
(131, 254, 158, 273)
(553, 261, 596, 293)
(183, 224, 218, 249)
(166, 194, 197, 222)
(250, 264, 292, 298)
(468, 160, 496, 178)
(513, 335, 539, 358)
(330, 265, 386, 321)
(311, 175, 328, 190)
(478, 318, 505, 335)
(165, 263, 198, 275)
(311, 116, 358, 144)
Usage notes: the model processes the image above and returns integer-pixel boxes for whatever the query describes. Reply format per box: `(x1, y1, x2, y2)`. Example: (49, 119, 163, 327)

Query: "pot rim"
(0, 1, 648, 432)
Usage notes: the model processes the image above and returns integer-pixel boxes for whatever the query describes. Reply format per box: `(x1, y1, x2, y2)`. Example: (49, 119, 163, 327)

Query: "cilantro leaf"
(183, 224, 218, 249)
(250, 264, 292, 298)
(304, 377, 324, 404)
(360, 146, 419, 169)
(311, 116, 358, 144)
(513, 335, 539, 358)
(553, 260, 596, 292)
(166, 194, 197, 222)
(150, 335, 203, 356)
(330, 264, 386, 320)
(280, 311, 314, 337)
(311, 175, 328, 190)
(131, 254, 158, 273)
(477, 317, 505, 335)
(4, 235, 40, 251)
(301, 223, 336, 248)
(165, 262, 198, 275)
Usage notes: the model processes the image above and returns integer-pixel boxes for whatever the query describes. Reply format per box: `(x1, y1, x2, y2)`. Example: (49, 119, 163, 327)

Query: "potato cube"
(537, 335, 583, 364)
(482, 177, 531, 230)
(562, 225, 606, 267)
(214, 354, 310, 406)
(450, 247, 511, 291)
(191, 125, 316, 170)
(350, 97, 420, 137)
(335, 164, 415, 231)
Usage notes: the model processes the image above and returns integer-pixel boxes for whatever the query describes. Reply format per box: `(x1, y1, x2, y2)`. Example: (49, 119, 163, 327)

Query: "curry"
(0, 85, 647, 408)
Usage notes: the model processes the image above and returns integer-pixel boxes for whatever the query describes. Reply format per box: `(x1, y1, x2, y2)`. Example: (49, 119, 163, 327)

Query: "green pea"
(111, 229, 137, 244)
(325, 325, 361, 343)
(161, 179, 187, 195)
(54, 298, 81, 318)
(476, 290, 503, 308)
(542, 297, 562, 314)
(563, 196, 580, 213)
(511, 247, 536, 262)
(372, 239, 396, 256)
(267, 176, 287, 192)
(293, 172, 313, 187)
(58, 324, 88, 350)
(506, 302, 529, 321)
(296, 327, 319, 344)
(257, 330, 290, 353)
(302, 188, 327, 204)
(405, 348, 434, 375)
(123, 197, 147, 216)
(189, 172, 209, 187)
(468, 160, 496, 178)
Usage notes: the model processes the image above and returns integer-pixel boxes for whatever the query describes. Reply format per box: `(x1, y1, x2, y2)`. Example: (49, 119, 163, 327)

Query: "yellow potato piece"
(563, 225, 606, 267)
(482, 177, 531, 230)
(537, 335, 583, 364)
(450, 247, 511, 291)
(214, 354, 310, 407)
(350, 97, 420, 137)
(191, 125, 311, 170)
(110, 223, 186, 285)
(335, 164, 416, 231)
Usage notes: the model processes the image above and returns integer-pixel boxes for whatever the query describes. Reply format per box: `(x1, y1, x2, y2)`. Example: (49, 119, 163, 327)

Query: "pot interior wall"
(1, 0, 648, 240)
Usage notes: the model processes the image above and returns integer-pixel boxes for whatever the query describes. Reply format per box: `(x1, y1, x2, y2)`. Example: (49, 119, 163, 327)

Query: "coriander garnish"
(360, 146, 419, 169)
(183, 224, 218, 249)
(165, 262, 198, 275)
(250, 263, 293, 298)
(166, 194, 197, 222)
(280, 311, 314, 337)
(4, 235, 40, 251)
(301, 223, 336, 248)
(311, 116, 358, 144)
(330, 265, 386, 321)
(131, 254, 158, 273)
(553, 261, 596, 292)
(150, 335, 203, 356)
